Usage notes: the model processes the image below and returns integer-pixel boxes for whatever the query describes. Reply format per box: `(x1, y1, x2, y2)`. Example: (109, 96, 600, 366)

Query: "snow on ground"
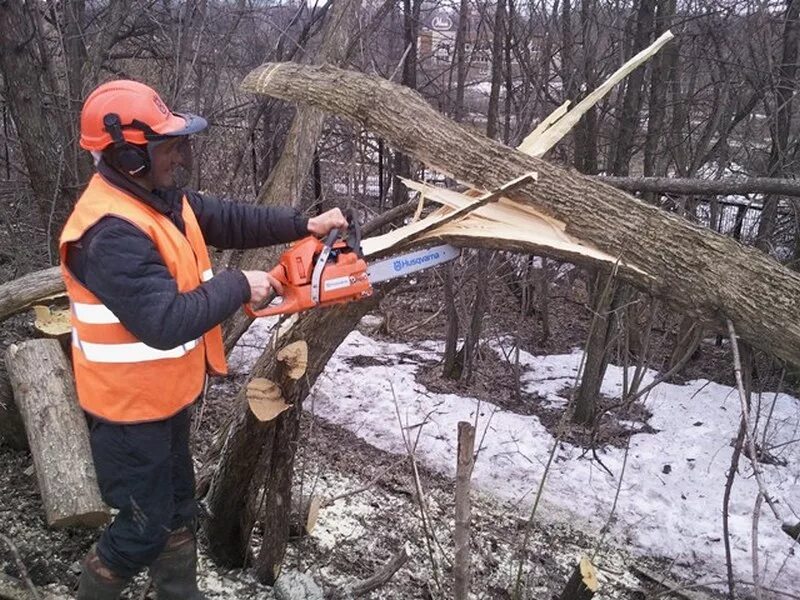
(231, 321, 800, 594)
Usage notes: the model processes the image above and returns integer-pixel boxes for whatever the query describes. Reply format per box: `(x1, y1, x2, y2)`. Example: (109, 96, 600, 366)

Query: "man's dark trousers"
(88, 406, 197, 578)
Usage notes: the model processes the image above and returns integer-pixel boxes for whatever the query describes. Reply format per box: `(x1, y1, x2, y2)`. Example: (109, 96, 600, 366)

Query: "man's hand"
(307, 208, 349, 236)
(242, 271, 284, 304)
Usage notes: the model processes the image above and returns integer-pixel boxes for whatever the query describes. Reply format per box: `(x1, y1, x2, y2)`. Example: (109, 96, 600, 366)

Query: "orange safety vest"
(59, 174, 228, 423)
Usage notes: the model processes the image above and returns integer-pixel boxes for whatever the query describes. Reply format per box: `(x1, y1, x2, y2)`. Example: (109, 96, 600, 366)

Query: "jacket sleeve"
(75, 218, 251, 350)
(186, 191, 309, 249)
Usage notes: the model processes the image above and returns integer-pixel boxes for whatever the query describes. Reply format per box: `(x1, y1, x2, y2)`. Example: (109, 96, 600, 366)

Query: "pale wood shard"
(289, 494, 321, 537)
(363, 171, 537, 256)
(519, 30, 675, 158)
(558, 556, 598, 600)
(362, 178, 644, 273)
(276, 340, 309, 380)
(4, 339, 109, 528)
(524, 99, 571, 145)
(246, 378, 291, 422)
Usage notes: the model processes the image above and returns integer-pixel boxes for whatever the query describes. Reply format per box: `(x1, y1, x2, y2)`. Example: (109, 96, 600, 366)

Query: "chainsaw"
(243, 211, 460, 318)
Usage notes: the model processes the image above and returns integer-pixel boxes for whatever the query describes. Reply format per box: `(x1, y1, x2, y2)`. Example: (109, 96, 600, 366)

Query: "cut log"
(4, 339, 109, 528)
(558, 556, 598, 600)
(0, 267, 64, 322)
(240, 62, 800, 368)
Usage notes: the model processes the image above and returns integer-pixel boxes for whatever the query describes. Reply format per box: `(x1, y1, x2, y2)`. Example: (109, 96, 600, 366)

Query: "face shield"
(147, 135, 196, 189)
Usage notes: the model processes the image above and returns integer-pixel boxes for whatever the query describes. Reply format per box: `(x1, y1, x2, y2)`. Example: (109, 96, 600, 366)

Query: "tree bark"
(756, 0, 800, 252)
(0, 1, 68, 221)
(609, 0, 656, 176)
(4, 339, 109, 528)
(573, 274, 618, 425)
(239, 62, 800, 368)
(453, 421, 475, 600)
(205, 296, 383, 570)
(222, 0, 363, 352)
(0, 267, 64, 322)
(598, 175, 800, 197)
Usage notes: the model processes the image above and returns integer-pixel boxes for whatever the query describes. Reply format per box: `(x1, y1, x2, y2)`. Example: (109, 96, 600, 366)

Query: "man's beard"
(170, 164, 191, 189)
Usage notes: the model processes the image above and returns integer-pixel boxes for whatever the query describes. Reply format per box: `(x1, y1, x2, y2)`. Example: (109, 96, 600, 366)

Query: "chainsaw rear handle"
(243, 264, 289, 318)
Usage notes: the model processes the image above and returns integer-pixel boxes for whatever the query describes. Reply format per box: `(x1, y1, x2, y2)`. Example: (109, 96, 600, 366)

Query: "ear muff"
(103, 113, 150, 176)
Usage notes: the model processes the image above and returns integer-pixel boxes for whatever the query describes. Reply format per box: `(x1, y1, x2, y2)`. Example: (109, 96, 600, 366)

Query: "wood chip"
(277, 340, 308, 380)
(247, 378, 291, 422)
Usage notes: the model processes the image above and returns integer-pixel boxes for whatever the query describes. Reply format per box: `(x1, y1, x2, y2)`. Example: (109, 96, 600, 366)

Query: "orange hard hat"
(79, 80, 207, 151)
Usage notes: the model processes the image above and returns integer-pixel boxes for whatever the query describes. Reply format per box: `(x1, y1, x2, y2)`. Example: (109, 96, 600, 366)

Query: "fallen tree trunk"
(4, 339, 109, 528)
(0, 267, 64, 322)
(597, 175, 800, 198)
(240, 62, 800, 367)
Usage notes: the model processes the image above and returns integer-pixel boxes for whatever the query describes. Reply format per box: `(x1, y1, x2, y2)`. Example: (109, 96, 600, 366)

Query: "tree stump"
(4, 339, 109, 528)
(558, 556, 598, 600)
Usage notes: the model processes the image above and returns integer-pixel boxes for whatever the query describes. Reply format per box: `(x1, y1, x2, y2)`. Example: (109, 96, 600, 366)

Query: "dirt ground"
(0, 258, 767, 599)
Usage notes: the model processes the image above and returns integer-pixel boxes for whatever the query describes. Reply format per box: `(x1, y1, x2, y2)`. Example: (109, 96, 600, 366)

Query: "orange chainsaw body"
(245, 235, 373, 318)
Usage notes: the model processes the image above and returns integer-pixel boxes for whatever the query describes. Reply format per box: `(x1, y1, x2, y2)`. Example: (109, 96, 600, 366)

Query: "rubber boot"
(149, 527, 206, 600)
(76, 547, 128, 600)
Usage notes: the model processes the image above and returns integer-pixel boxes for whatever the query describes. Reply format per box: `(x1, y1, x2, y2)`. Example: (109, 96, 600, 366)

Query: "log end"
(49, 509, 110, 529)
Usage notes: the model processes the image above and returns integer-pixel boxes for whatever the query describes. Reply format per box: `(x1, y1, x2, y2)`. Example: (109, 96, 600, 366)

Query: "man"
(59, 80, 347, 599)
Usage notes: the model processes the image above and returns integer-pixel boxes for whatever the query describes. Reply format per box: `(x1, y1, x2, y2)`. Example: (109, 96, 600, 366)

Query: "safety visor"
(149, 111, 207, 139)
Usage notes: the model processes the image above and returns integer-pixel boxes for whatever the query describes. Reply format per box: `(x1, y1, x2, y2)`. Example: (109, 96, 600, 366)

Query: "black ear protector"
(103, 113, 150, 177)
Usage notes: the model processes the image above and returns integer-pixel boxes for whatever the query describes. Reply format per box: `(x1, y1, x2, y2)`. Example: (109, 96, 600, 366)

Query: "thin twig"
(390, 382, 441, 593)
(323, 457, 407, 507)
(512, 261, 621, 600)
(0, 533, 40, 600)
(752, 492, 763, 600)
(727, 320, 782, 520)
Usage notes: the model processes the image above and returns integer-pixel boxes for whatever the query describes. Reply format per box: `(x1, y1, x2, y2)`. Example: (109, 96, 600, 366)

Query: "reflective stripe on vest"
(72, 302, 120, 324)
(72, 328, 200, 363)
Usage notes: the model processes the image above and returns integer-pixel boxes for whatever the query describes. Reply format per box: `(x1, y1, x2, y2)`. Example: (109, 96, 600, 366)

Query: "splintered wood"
(361, 177, 635, 270)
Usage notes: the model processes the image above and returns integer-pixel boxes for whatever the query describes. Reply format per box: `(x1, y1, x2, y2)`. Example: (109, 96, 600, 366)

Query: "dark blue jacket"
(65, 160, 308, 351)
